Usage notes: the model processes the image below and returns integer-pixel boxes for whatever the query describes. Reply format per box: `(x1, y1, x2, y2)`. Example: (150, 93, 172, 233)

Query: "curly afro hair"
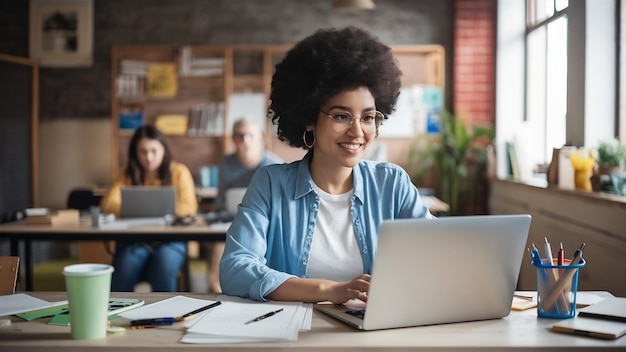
(268, 26, 402, 149)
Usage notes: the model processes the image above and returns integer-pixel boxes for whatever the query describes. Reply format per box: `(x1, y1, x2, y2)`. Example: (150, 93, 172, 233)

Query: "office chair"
(66, 188, 102, 212)
(0, 256, 20, 295)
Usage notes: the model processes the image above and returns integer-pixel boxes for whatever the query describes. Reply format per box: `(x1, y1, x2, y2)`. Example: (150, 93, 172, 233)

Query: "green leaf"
(405, 110, 494, 215)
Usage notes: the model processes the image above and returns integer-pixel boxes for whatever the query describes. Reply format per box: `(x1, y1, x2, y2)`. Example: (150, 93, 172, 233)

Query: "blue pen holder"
(533, 259, 585, 319)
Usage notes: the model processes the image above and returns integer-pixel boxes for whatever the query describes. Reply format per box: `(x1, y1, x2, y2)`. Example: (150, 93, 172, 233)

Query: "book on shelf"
(505, 141, 520, 180)
(119, 102, 144, 130)
(119, 59, 149, 76)
(156, 114, 189, 135)
(179, 46, 224, 77)
(146, 63, 178, 98)
(116, 74, 145, 97)
(188, 102, 224, 136)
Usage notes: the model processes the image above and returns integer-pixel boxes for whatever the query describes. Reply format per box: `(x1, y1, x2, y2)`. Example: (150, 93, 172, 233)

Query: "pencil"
(514, 294, 534, 301)
(127, 325, 157, 330)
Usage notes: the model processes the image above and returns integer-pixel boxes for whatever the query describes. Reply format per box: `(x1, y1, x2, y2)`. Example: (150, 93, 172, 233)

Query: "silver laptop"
(120, 186, 176, 218)
(225, 187, 247, 215)
(315, 214, 532, 330)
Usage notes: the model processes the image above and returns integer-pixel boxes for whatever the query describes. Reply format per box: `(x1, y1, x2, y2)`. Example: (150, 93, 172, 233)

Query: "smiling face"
(136, 137, 165, 174)
(309, 87, 377, 180)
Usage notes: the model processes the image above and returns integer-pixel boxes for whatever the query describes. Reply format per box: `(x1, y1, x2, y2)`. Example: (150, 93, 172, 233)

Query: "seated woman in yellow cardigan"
(100, 125, 197, 291)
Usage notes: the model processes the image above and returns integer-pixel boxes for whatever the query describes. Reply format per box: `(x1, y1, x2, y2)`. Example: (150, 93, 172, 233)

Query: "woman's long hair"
(126, 125, 173, 185)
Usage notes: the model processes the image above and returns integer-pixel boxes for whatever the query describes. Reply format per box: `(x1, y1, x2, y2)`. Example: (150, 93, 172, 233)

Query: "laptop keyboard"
(345, 309, 365, 319)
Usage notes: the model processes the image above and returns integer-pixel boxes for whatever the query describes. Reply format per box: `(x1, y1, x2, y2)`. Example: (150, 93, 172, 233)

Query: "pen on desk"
(108, 325, 157, 333)
(544, 237, 553, 264)
(175, 301, 222, 322)
(127, 325, 157, 330)
(513, 294, 534, 301)
(129, 301, 222, 326)
(557, 243, 564, 266)
(245, 308, 284, 324)
(130, 317, 175, 326)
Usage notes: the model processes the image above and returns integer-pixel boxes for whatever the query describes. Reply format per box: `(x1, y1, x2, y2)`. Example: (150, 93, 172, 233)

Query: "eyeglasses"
(233, 132, 256, 141)
(319, 109, 384, 134)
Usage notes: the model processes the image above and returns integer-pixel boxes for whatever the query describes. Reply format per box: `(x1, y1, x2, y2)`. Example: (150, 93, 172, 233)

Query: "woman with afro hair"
(219, 26, 434, 303)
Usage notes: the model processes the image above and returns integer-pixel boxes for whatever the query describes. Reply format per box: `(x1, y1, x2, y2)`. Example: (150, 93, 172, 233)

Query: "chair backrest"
(0, 256, 20, 295)
(67, 188, 102, 212)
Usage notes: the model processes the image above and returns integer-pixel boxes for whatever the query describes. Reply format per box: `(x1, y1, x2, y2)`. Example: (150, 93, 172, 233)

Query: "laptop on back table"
(120, 186, 177, 218)
(315, 214, 532, 330)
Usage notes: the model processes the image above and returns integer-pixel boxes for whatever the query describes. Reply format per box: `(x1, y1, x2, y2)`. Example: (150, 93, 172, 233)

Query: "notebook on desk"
(120, 186, 176, 218)
(315, 214, 532, 330)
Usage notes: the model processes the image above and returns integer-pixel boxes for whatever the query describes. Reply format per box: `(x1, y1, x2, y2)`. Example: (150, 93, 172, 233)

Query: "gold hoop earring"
(303, 130, 315, 149)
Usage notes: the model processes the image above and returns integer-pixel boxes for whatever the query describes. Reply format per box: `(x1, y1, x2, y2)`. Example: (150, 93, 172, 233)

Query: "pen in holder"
(533, 258, 586, 319)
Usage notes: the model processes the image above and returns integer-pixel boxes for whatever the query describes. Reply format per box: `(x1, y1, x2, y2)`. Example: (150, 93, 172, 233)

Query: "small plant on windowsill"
(597, 138, 626, 174)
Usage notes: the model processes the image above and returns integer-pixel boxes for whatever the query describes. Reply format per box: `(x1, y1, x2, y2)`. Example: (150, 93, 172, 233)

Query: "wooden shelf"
(111, 44, 446, 181)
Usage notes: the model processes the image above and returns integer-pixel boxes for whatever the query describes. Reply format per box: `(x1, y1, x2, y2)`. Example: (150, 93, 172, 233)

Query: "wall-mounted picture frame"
(29, 0, 93, 67)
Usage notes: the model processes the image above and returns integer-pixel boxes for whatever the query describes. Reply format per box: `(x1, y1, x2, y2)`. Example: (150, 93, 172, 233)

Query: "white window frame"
(496, 0, 618, 183)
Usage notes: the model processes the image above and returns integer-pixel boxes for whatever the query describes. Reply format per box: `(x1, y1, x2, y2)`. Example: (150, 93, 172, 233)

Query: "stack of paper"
(181, 295, 312, 344)
(552, 297, 626, 340)
(26, 209, 79, 226)
(117, 295, 312, 344)
(0, 293, 66, 317)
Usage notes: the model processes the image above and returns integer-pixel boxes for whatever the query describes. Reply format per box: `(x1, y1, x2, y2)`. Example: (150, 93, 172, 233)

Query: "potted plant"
(596, 138, 626, 175)
(406, 110, 494, 215)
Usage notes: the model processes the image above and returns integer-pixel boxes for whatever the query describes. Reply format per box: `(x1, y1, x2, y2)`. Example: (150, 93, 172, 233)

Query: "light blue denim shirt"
(219, 151, 434, 301)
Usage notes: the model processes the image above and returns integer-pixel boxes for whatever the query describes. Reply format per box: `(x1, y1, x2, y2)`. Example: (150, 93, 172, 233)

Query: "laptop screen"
(120, 186, 176, 218)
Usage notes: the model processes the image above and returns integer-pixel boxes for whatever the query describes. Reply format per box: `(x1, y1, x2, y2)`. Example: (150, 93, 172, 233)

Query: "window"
(525, 0, 568, 164)
(497, 0, 618, 182)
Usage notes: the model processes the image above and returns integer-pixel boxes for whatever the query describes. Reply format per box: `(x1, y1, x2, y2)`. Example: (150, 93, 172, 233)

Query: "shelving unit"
(110, 45, 292, 182)
(110, 44, 446, 181)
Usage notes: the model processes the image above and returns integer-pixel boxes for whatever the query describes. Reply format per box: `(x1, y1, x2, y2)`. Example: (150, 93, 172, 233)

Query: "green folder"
(16, 298, 145, 324)
(16, 303, 69, 321)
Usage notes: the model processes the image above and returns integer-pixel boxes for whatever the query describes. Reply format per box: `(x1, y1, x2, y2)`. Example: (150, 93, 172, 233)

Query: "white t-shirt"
(305, 182, 363, 281)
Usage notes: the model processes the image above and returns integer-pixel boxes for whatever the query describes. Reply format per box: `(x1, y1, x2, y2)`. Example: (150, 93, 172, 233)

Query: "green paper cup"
(63, 263, 114, 340)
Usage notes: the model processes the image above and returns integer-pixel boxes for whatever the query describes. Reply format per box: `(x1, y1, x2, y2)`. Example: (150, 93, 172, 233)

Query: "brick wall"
(454, 0, 497, 127)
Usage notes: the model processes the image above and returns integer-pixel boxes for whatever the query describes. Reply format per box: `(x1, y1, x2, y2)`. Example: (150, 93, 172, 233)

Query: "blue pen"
(130, 317, 175, 326)
(530, 243, 543, 266)
(528, 248, 537, 264)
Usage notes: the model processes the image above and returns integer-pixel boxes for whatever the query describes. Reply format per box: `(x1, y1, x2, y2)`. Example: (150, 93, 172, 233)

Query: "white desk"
(0, 292, 624, 351)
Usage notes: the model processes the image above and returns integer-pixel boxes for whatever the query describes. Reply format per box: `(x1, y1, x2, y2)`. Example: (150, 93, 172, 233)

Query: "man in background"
(206, 118, 282, 292)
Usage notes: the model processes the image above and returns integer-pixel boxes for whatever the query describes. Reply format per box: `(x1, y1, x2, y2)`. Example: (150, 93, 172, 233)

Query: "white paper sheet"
(119, 295, 218, 320)
(180, 295, 312, 344)
(0, 293, 66, 316)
